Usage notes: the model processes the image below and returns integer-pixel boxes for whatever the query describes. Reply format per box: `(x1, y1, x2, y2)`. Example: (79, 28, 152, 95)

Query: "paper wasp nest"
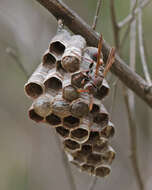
(24, 29, 115, 178)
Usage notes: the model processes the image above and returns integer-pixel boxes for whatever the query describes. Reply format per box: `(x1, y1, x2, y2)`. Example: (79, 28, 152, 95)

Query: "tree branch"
(110, 0, 120, 50)
(35, 0, 152, 108)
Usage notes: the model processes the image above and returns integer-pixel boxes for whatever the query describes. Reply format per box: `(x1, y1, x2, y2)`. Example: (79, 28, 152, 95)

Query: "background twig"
(92, 0, 102, 30)
(110, 0, 120, 50)
(118, 0, 152, 28)
(138, 1, 152, 86)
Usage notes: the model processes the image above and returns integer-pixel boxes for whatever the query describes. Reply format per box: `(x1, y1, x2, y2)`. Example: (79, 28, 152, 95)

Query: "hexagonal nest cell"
(63, 85, 79, 102)
(70, 99, 89, 118)
(93, 112, 109, 127)
(81, 144, 92, 155)
(95, 165, 111, 177)
(93, 138, 108, 153)
(94, 85, 109, 100)
(50, 41, 65, 55)
(25, 82, 43, 98)
(44, 77, 62, 91)
(63, 115, 80, 129)
(62, 56, 80, 73)
(100, 125, 115, 138)
(71, 128, 89, 141)
(55, 126, 69, 138)
(43, 52, 56, 68)
(46, 113, 61, 125)
(81, 164, 94, 174)
(64, 139, 80, 151)
(87, 131, 100, 144)
(87, 153, 101, 165)
(71, 72, 87, 88)
(29, 109, 44, 122)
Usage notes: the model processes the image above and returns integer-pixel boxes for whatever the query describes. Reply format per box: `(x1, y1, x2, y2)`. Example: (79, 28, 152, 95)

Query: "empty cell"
(90, 104, 100, 114)
(73, 152, 86, 163)
(63, 115, 80, 129)
(71, 128, 88, 140)
(93, 112, 109, 127)
(55, 126, 69, 138)
(87, 153, 101, 165)
(93, 138, 108, 153)
(94, 79, 110, 100)
(95, 165, 111, 177)
(51, 41, 65, 55)
(81, 164, 94, 174)
(29, 108, 44, 123)
(44, 69, 63, 94)
(81, 144, 92, 155)
(43, 51, 56, 68)
(44, 77, 62, 91)
(102, 146, 116, 164)
(46, 113, 61, 125)
(64, 139, 80, 151)
(49, 29, 71, 56)
(88, 131, 100, 143)
(24, 64, 49, 99)
(25, 82, 43, 99)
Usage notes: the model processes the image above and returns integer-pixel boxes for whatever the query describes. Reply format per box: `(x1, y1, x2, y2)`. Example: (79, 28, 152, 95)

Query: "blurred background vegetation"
(0, 0, 152, 189)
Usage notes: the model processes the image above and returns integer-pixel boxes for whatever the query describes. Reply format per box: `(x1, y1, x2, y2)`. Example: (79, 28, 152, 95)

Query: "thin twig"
(118, 0, 152, 28)
(138, 1, 152, 86)
(130, 0, 137, 74)
(123, 86, 144, 190)
(88, 177, 97, 190)
(120, 0, 137, 51)
(7, 46, 77, 190)
(119, 24, 130, 49)
(110, 78, 118, 116)
(110, 0, 120, 50)
(92, 0, 102, 30)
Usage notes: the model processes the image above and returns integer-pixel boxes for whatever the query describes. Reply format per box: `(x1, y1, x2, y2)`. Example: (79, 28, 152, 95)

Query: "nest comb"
(24, 27, 115, 178)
